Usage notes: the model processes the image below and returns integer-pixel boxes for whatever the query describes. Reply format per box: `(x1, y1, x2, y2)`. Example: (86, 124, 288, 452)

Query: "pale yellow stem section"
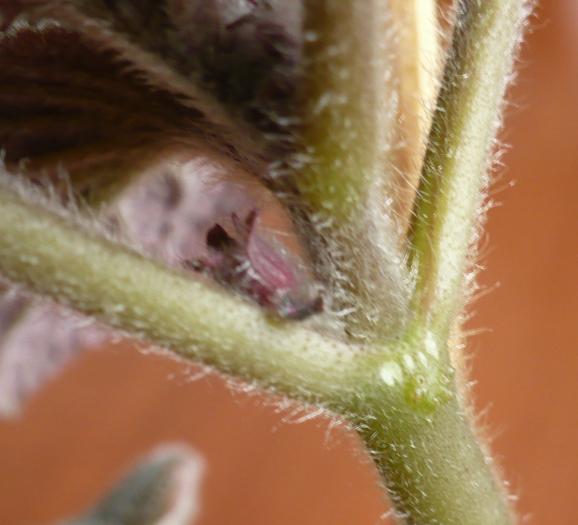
(389, 0, 442, 231)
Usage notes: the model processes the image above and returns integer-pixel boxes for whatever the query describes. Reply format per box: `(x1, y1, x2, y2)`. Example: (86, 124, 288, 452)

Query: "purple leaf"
(0, 0, 302, 162)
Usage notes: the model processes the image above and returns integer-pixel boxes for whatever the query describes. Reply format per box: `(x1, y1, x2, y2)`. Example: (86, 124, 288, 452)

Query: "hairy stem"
(296, 0, 409, 341)
(353, 388, 514, 525)
(0, 173, 516, 525)
(0, 177, 361, 407)
(408, 0, 530, 336)
(0, 1, 530, 523)
(298, 0, 394, 221)
(0, 175, 514, 525)
(360, 0, 530, 521)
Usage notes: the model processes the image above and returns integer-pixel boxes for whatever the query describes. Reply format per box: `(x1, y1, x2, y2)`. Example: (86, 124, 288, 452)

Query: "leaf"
(60, 443, 205, 525)
(0, 0, 303, 181)
(0, 23, 255, 197)
(0, 0, 313, 288)
(164, 0, 303, 140)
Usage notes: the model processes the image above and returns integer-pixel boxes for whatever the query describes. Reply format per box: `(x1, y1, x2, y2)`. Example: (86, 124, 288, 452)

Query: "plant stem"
(408, 0, 530, 336)
(0, 177, 361, 407)
(353, 387, 514, 525)
(356, 0, 530, 521)
(298, 0, 395, 222)
(0, 174, 516, 524)
(295, 0, 410, 341)
(0, 174, 513, 523)
(0, 1, 530, 523)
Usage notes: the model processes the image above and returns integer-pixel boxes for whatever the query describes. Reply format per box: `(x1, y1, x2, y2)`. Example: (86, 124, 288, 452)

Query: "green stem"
(296, 0, 409, 341)
(0, 1, 530, 523)
(408, 0, 529, 335)
(359, 0, 530, 521)
(0, 177, 360, 407)
(353, 387, 514, 525)
(299, 0, 395, 222)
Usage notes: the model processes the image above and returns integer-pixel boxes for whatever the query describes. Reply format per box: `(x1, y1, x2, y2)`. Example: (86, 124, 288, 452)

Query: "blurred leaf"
(8, 1, 302, 123)
(61, 443, 205, 525)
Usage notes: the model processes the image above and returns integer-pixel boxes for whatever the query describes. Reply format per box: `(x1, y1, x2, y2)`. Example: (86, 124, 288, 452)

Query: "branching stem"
(0, 0, 530, 523)
(408, 0, 529, 337)
(0, 172, 514, 525)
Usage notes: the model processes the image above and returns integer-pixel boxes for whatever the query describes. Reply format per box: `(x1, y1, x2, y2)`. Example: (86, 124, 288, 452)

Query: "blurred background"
(0, 1, 576, 524)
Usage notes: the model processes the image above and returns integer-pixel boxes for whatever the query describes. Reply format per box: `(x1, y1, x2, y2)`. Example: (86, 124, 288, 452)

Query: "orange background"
(0, 2, 576, 524)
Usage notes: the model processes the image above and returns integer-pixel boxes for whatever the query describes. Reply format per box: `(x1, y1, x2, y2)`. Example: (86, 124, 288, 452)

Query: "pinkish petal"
(191, 206, 323, 320)
(244, 221, 324, 320)
(247, 223, 299, 292)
